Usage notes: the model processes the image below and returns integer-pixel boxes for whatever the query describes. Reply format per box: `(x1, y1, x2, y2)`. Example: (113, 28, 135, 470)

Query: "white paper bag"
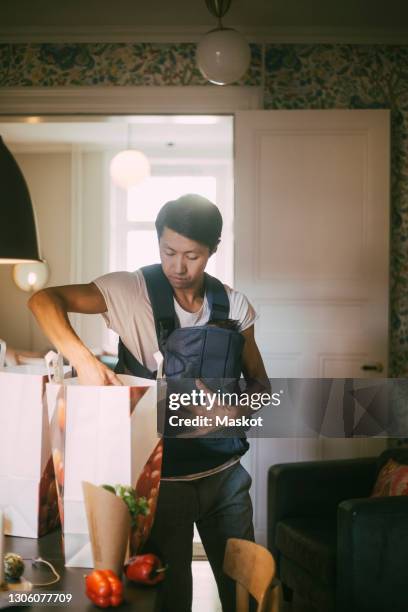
(0, 342, 69, 537)
(46, 374, 163, 568)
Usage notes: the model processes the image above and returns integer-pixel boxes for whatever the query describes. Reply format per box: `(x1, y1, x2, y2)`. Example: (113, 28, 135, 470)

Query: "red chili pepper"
(85, 569, 123, 608)
(124, 554, 166, 586)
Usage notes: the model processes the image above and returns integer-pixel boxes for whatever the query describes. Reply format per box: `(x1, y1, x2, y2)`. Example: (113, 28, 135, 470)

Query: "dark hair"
(155, 194, 222, 252)
(207, 318, 240, 331)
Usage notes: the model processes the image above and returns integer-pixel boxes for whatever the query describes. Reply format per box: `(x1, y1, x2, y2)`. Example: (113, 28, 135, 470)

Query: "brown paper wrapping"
(82, 482, 131, 576)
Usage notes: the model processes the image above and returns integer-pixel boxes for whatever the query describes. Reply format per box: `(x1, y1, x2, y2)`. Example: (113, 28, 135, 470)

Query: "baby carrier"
(115, 264, 249, 477)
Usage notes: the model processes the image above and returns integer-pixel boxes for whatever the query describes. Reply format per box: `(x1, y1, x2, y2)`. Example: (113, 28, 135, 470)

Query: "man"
(29, 194, 268, 612)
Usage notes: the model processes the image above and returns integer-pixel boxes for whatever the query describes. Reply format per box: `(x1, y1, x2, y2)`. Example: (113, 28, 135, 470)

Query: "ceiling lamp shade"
(197, 0, 251, 85)
(0, 136, 40, 263)
(110, 149, 151, 190)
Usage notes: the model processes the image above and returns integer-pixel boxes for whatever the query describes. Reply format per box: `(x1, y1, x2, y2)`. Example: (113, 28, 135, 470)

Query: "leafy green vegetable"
(102, 484, 149, 527)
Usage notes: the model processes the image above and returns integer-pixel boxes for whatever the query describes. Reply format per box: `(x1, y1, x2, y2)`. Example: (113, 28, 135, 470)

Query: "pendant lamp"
(197, 0, 251, 85)
(110, 124, 150, 190)
(13, 260, 49, 292)
(0, 136, 41, 263)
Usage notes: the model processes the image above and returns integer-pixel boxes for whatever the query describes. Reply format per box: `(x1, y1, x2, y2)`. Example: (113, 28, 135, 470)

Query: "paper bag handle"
(154, 351, 164, 379)
(45, 350, 65, 383)
(0, 339, 6, 368)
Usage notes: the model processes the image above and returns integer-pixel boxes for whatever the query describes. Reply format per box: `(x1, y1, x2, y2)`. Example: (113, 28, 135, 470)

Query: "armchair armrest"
(267, 457, 377, 554)
(337, 496, 408, 612)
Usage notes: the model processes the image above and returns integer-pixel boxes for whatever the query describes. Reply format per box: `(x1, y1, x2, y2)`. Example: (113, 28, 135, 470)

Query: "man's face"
(159, 227, 211, 289)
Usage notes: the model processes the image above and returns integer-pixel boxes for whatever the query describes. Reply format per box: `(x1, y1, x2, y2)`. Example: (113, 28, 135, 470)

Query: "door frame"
(0, 85, 263, 114)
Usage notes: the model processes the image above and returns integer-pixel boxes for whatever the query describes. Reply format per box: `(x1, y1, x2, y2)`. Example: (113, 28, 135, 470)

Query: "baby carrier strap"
(142, 264, 178, 353)
(115, 340, 155, 379)
(143, 265, 230, 338)
(204, 273, 230, 321)
(115, 264, 178, 378)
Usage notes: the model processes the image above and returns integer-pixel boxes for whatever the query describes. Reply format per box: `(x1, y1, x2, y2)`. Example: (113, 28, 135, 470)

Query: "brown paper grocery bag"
(82, 482, 131, 576)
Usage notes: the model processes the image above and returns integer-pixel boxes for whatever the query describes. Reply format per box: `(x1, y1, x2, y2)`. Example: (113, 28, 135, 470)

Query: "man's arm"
(28, 283, 121, 385)
(241, 324, 270, 392)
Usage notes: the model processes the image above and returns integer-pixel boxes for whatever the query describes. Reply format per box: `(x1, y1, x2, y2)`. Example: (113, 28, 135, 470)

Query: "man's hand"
(195, 379, 239, 417)
(74, 354, 122, 386)
(171, 379, 239, 438)
(171, 378, 268, 438)
(28, 283, 122, 386)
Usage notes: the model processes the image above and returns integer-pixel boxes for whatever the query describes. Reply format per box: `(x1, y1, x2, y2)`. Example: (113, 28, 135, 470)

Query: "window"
(110, 163, 233, 282)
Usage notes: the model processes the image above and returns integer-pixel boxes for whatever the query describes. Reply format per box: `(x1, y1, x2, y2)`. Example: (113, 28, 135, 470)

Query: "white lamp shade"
(13, 260, 49, 292)
(110, 150, 150, 189)
(196, 28, 251, 85)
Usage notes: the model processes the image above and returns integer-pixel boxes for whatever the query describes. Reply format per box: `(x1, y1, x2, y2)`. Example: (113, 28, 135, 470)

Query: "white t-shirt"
(94, 269, 258, 480)
(94, 269, 258, 372)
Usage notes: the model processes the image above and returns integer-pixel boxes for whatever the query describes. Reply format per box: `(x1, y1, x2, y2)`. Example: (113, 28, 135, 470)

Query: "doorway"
(0, 114, 233, 574)
(0, 114, 234, 355)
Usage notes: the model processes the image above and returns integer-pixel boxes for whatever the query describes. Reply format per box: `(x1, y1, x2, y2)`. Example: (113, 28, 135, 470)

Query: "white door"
(234, 110, 390, 543)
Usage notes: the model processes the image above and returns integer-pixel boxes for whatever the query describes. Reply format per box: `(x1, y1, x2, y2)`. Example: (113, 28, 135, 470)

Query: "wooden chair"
(223, 538, 280, 612)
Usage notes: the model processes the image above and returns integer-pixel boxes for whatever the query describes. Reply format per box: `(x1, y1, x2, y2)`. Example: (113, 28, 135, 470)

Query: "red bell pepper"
(85, 569, 123, 608)
(124, 554, 166, 586)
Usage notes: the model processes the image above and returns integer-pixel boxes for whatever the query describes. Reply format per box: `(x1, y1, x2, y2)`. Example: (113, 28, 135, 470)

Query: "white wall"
(75, 151, 109, 349)
(0, 152, 71, 352)
(0, 149, 110, 353)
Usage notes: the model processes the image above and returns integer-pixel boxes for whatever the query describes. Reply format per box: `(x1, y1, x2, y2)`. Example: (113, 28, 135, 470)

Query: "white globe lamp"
(13, 260, 49, 292)
(197, 28, 250, 85)
(197, 0, 251, 85)
(110, 149, 150, 190)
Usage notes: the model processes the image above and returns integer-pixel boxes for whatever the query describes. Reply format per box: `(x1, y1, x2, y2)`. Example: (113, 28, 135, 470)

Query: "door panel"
(234, 110, 390, 543)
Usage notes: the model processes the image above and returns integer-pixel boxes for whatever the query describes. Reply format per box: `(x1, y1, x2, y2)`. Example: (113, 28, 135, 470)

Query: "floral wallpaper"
(0, 42, 407, 383)
(0, 43, 261, 86)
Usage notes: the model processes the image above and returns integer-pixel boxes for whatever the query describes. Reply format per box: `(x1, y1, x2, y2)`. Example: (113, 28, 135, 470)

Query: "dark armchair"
(267, 448, 408, 612)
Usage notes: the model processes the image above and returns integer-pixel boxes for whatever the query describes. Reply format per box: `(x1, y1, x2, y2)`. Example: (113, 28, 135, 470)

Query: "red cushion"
(389, 464, 408, 496)
(371, 458, 408, 497)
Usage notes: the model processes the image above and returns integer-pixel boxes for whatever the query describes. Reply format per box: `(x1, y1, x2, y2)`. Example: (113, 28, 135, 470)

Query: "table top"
(1, 531, 161, 611)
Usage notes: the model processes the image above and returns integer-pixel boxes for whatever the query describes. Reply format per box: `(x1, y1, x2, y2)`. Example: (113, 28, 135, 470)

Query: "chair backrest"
(223, 538, 278, 612)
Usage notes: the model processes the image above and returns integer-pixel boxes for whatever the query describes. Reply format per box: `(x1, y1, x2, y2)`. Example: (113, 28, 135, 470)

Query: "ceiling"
(1, 0, 407, 39)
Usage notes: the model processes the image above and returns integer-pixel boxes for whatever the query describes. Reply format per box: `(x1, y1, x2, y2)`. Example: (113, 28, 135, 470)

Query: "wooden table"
(1, 531, 162, 611)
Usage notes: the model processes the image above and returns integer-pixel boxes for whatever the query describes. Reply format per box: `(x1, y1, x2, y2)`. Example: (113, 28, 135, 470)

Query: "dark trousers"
(144, 462, 254, 612)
